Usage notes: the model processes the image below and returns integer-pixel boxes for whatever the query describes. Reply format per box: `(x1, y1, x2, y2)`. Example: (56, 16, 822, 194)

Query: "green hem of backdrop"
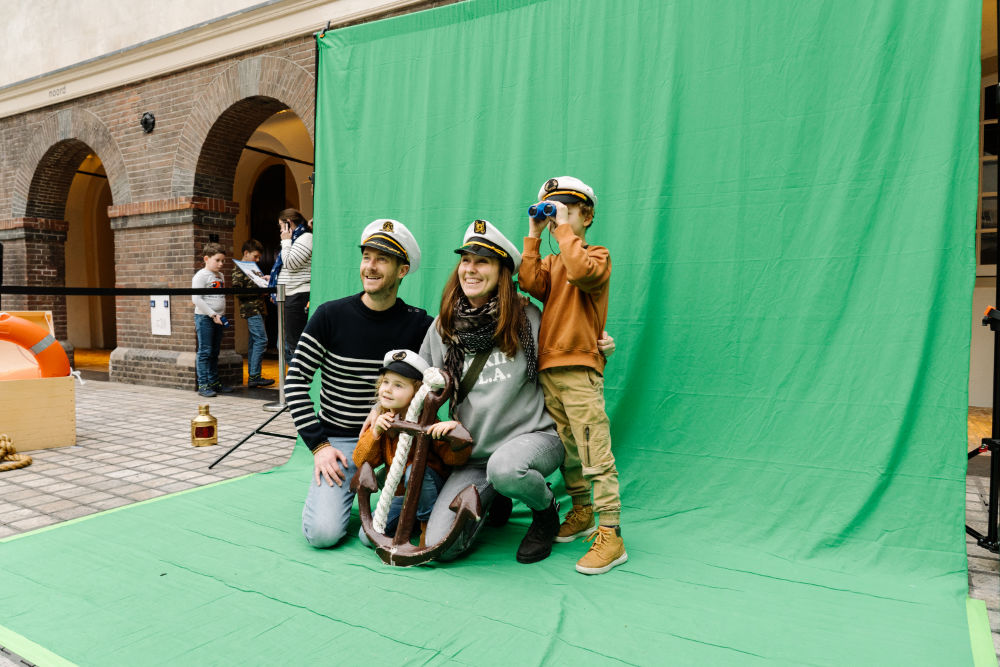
(968, 598, 999, 667)
(0, 625, 76, 667)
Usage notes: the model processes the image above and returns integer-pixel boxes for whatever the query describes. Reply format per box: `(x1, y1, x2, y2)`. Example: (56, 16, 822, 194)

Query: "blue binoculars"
(528, 201, 557, 220)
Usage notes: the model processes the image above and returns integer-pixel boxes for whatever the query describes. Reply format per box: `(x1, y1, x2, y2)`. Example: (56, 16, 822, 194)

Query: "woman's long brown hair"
(436, 260, 524, 359)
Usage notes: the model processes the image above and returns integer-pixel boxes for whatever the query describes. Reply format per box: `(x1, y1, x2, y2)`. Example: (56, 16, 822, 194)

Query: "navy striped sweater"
(284, 292, 433, 450)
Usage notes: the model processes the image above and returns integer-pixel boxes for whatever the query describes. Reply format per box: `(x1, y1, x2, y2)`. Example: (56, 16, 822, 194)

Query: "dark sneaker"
(197, 387, 217, 398)
(215, 385, 235, 393)
(516, 499, 560, 564)
(486, 494, 513, 527)
(555, 504, 596, 543)
(248, 377, 275, 387)
(575, 526, 628, 575)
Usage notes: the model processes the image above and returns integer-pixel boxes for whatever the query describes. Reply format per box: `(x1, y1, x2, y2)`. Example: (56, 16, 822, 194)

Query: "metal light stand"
(209, 284, 294, 469)
(264, 283, 288, 412)
(967, 307, 1000, 553)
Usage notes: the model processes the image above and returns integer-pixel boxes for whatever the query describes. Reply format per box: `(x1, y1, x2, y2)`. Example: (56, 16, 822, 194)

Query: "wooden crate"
(4, 310, 54, 334)
(0, 375, 76, 451)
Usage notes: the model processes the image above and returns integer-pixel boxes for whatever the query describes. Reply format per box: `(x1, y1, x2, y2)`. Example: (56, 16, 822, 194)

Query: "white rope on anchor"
(373, 367, 447, 533)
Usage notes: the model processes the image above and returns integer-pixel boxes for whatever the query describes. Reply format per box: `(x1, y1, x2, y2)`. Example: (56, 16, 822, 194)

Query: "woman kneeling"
(420, 219, 562, 563)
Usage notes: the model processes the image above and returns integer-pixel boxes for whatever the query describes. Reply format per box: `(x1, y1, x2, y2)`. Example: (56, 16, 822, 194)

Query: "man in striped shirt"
(289, 219, 432, 548)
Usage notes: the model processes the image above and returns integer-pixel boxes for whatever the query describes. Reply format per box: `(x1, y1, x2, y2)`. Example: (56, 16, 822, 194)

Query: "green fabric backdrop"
(312, 0, 981, 659)
(0, 0, 986, 664)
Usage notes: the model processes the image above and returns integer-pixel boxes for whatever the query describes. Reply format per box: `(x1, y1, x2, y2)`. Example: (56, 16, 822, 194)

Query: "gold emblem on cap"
(544, 178, 559, 192)
(382, 220, 394, 232)
(392, 351, 406, 361)
(474, 219, 487, 234)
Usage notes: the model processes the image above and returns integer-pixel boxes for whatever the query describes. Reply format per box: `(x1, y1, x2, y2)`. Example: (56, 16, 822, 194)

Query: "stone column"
(107, 197, 242, 389)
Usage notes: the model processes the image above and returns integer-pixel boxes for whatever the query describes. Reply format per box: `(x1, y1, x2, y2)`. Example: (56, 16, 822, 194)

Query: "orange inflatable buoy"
(0, 312, 71, 380)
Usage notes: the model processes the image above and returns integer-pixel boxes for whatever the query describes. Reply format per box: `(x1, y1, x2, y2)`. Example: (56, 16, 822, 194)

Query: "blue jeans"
(194, 314, 222, 390)
(302, 436, 359, 548)
(384, 467, 444, 534)
(425, 430, 563, 561)
(246, 314, 267, 379)
(358, 466, 444, 548)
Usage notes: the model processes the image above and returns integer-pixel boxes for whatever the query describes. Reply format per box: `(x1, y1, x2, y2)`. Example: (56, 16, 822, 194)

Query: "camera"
(528, 202, 557, 221)
(220, 316, 231, 328)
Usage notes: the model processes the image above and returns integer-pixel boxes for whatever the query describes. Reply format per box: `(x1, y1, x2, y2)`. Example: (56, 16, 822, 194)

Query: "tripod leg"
(982, 444, 1000, 552)
(208, 405, 290, 469)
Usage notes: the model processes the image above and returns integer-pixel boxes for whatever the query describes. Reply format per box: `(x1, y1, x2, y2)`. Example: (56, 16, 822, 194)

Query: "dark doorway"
(249, 163, 286, 351)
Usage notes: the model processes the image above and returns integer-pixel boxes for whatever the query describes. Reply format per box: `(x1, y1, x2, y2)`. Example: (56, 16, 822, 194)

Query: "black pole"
(985, 0, 1000, 552)
(312, 24, 323, 211)
(985, 6, 1000, 549)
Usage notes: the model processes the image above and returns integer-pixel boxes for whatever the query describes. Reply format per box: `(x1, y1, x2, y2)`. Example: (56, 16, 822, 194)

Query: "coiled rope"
(373, 367, 446, 533)
(0, 434, 32, 472)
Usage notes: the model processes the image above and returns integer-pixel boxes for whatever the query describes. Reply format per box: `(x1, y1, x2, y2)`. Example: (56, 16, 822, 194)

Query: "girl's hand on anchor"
(371, 411, 395, 437)
(428, 421, 460, 439)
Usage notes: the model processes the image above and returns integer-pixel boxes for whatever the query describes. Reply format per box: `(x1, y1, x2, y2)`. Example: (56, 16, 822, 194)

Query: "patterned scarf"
(267, 222, 307, 301)
(443, 294, 537, 402)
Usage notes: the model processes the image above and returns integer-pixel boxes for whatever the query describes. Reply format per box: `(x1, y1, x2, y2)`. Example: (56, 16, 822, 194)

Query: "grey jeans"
(424, 430, 563, 561)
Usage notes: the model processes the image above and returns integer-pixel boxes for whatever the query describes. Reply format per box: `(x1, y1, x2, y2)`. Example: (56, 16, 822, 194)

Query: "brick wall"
(0, 0, 462, 389)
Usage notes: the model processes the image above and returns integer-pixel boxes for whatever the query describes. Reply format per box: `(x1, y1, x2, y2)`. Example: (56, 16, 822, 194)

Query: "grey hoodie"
(420, 303, 556, 463)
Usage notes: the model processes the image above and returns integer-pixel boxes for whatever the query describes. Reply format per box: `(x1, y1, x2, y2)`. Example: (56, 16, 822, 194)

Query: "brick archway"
(10, 107, 130, 219)
(2, 109, 128, 347)
(171, 55, 315, 200)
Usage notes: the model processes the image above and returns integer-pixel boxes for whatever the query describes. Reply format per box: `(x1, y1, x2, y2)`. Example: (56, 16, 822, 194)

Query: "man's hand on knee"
(313, 445, 349, 487)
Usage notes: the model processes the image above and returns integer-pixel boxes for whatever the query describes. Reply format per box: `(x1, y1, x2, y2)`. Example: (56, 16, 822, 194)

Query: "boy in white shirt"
(192, 242, 232, 397)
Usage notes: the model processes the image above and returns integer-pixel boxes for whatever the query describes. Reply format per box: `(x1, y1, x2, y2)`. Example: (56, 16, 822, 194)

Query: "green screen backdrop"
(312, 0, 981, 660)
(0, 0, 987, 664)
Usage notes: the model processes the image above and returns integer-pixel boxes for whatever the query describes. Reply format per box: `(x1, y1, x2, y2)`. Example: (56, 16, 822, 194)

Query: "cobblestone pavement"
(0, 380, 997, 664)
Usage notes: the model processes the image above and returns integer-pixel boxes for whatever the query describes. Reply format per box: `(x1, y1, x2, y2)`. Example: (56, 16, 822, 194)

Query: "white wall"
(0, 0, 260, 87)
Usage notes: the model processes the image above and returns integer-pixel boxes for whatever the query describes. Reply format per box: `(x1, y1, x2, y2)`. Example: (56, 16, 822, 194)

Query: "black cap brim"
(360, 240, 408, 263)
(455, 241, 514, 272)
(544, 192, 592, 206)
(380, 361, 422, 381)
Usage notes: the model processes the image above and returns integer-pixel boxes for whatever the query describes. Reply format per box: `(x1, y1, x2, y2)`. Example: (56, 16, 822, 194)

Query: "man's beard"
(362, 272, 398, 297)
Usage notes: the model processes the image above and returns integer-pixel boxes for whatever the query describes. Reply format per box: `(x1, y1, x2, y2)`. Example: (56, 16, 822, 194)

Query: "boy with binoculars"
(519, 176, 627, 575)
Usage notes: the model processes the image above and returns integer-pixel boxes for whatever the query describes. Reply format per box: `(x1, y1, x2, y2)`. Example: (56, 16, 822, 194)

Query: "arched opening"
(17, 138, 118, 361)
(65, 153, 116, 357)
(232, 109, 314, 361)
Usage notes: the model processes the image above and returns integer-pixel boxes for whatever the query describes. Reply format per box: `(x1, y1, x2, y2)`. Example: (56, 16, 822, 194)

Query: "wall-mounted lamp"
(140, 112, 155, 134)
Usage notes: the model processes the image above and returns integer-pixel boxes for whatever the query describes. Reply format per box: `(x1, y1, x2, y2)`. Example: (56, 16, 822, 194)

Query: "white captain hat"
(454, 219, 521, 273)
(380, 349, 429, 381)
(359, 219, 421, 273)
(537, 175, 597, 207)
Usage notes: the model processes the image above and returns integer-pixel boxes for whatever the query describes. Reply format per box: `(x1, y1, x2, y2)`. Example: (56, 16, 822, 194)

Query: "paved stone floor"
(0, 381, 997, 664)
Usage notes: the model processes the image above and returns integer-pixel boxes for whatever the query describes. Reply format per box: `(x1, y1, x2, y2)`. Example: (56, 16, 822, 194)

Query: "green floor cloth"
(0, 445, 986, 665)
(0, 0, 991, 663)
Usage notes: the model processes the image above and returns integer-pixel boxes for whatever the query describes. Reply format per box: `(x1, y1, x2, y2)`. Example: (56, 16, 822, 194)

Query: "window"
(978, 76, 998, 276)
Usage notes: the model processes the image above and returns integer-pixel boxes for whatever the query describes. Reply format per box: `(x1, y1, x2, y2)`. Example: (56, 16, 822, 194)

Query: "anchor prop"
(351, 369, 481, 566)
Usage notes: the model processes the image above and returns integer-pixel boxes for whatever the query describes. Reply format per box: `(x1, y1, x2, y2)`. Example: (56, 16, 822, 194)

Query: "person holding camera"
(520, 176, 626, 576)
(268, 208, 313, 357)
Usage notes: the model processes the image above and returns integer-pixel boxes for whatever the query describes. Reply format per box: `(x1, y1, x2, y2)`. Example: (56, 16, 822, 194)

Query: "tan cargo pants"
(539, 366, 621, 526)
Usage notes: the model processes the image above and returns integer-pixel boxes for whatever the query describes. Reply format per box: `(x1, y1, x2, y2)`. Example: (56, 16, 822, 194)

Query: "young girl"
(352, 349, 469, 545)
